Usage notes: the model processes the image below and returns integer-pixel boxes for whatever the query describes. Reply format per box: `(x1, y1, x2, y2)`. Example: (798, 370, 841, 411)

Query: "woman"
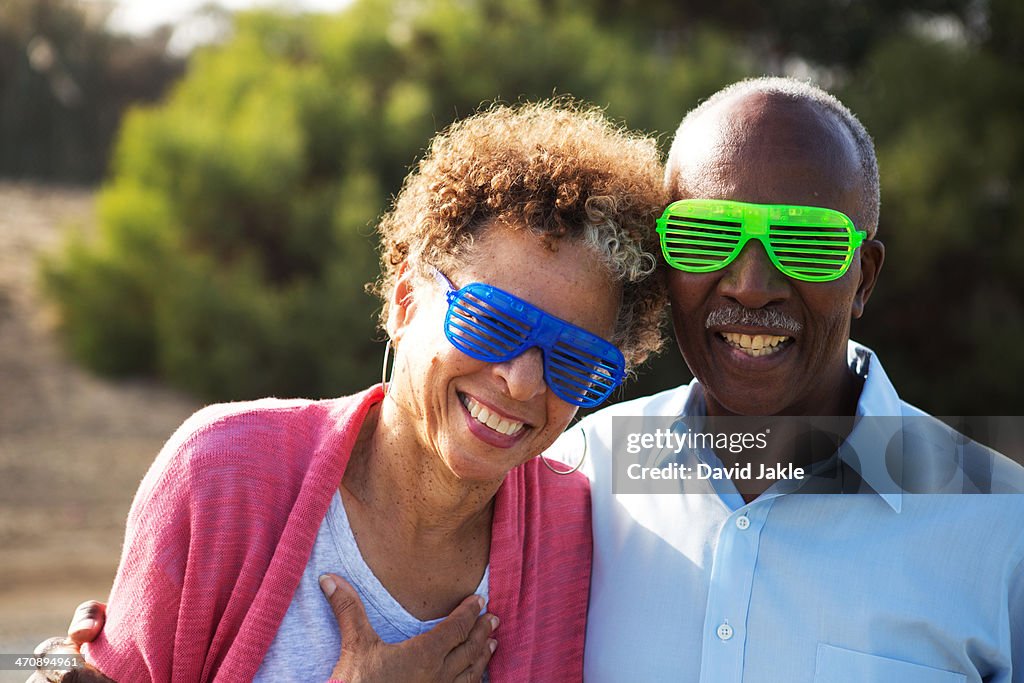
(40, 100, 666, 682)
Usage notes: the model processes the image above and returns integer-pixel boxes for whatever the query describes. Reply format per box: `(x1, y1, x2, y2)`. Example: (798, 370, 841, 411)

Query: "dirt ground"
(0, 183, 200, 681)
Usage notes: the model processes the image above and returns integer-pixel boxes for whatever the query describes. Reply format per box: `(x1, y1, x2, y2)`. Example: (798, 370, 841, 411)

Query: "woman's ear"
(385, 262, 418, 344)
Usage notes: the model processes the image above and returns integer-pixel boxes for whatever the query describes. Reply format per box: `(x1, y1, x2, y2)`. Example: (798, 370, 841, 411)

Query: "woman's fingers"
(444, 613, 497, 682)
(322, 572, 398, 682)
(423, 593, 486, 659)
(320, 574, 379, 650)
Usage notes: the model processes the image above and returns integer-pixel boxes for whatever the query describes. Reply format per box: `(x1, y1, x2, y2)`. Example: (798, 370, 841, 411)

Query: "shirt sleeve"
(1011, 554, 1024, 683)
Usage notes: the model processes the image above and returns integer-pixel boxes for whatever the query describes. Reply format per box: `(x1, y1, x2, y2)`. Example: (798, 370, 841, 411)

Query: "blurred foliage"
(38, 0, 1024, 414)
(842, 32, 1024, 414)
(0, 0, 184, 182)
(41, 0, 746, 402)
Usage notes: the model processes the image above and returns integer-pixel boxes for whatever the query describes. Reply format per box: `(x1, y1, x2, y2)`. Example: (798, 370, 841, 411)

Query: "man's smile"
(710, 329, 796, 370)
(719, 331, 793, 357)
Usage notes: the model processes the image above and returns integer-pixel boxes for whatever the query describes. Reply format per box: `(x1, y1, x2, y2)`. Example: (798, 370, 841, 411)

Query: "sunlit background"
(1, 0, 1021, 675)
(97, 0, 354, 53)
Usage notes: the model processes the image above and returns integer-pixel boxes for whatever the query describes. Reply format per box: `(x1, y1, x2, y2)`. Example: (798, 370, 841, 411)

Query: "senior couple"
(37, 78, 1023, 682)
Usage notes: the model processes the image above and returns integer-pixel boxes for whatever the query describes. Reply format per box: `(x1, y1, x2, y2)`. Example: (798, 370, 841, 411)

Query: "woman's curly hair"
(372, 99, 667, 371)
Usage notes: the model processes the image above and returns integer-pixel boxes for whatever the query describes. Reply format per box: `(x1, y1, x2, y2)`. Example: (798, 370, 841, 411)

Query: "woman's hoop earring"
(542, 428, 588, 476)
(381, 339, 393, 396)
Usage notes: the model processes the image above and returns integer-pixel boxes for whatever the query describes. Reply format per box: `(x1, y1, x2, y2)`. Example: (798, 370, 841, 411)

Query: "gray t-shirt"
(254, 490, 490, 682)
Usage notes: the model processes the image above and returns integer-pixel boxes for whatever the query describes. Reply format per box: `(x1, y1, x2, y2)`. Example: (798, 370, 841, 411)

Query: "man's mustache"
(705, 306, 803, 334)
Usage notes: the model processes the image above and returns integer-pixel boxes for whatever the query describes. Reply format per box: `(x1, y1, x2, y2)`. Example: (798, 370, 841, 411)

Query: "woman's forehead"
(443, 224, 620, 337)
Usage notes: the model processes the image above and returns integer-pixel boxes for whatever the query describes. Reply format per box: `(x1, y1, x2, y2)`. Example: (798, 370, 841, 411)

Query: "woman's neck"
(338, 397, 495, 620)
(341, 398, 498, 548)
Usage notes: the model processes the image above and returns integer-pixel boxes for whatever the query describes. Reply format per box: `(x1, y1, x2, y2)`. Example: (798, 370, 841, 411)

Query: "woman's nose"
(493, 347, 547, 402)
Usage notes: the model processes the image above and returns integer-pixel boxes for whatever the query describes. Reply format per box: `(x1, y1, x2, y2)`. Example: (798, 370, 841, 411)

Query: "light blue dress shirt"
(551, 342, 1024, 682)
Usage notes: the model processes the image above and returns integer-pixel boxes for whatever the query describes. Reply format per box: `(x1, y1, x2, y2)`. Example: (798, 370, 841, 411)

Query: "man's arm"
(26, 603, 112, 683)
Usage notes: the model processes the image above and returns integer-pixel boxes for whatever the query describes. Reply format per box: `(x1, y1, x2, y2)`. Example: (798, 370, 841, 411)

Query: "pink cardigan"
(83, 385, 591, 682)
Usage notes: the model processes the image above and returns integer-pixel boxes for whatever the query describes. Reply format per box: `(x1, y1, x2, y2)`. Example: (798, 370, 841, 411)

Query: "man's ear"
(385, 263, 418, 344)
(851, 239, 884, 319)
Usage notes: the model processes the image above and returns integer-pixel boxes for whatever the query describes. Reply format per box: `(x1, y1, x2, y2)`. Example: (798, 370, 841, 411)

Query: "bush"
(41, 0, 746, 401)
(43, 0, 1024, 413)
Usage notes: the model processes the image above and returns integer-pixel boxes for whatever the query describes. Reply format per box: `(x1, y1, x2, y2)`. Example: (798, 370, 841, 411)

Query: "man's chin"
(702, 378, 793, 417)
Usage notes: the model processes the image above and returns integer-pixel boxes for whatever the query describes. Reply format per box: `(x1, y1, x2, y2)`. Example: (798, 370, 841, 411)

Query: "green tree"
(43, 0, 747, 401)
(41, 0, 1024, 414)
(843, 33, 1024, 413)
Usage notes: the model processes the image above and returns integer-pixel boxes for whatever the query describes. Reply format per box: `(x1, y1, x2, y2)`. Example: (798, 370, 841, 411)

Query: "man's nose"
(717, 241, 791, 309)
(493, 347, 547, 402)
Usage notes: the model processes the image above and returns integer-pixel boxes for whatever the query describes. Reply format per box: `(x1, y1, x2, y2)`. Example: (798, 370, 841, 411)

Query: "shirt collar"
(843, 341, 904, 512)
(680, 340, 904, 512)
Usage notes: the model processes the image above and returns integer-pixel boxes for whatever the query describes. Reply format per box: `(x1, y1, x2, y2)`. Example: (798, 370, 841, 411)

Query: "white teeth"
(721, 332, 790, 357)
(497, 421, 519, 435)
(462, 395, 525, 436)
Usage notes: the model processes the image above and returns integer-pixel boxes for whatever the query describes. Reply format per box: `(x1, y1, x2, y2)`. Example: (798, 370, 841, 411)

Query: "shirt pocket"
(814, 643, 966, 683)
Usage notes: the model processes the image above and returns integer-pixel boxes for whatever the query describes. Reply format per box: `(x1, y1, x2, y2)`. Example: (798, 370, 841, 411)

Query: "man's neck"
(704, 363, 865, 503)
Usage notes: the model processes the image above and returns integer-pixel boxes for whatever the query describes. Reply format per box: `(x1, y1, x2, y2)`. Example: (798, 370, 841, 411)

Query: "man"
(565, 77, 1024, 681)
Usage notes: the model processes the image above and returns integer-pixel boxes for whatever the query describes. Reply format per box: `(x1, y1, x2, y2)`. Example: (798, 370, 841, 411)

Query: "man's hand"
(25, 601, 112, 683)
(320, 574, 497, 683)
(66, 602, 106, 646)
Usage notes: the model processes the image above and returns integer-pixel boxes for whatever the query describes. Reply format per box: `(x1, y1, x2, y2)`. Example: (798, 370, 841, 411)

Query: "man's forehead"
(669, 92, 863, 212)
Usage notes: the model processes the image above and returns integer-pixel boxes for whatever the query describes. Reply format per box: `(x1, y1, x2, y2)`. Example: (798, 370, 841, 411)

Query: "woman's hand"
(31, 579, 498, 682)
(26, 601, 113, 682)
(320, 574, 497, 683)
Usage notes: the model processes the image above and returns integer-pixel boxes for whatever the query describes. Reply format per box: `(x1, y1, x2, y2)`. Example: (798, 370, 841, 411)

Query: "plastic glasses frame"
(430, 268, 626, 408)
(656, 199, 867, 282)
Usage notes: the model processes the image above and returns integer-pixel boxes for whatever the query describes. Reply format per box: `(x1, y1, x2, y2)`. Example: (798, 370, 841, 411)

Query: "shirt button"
(735, 515, 750, 530)
(717, 623, 734, 640)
